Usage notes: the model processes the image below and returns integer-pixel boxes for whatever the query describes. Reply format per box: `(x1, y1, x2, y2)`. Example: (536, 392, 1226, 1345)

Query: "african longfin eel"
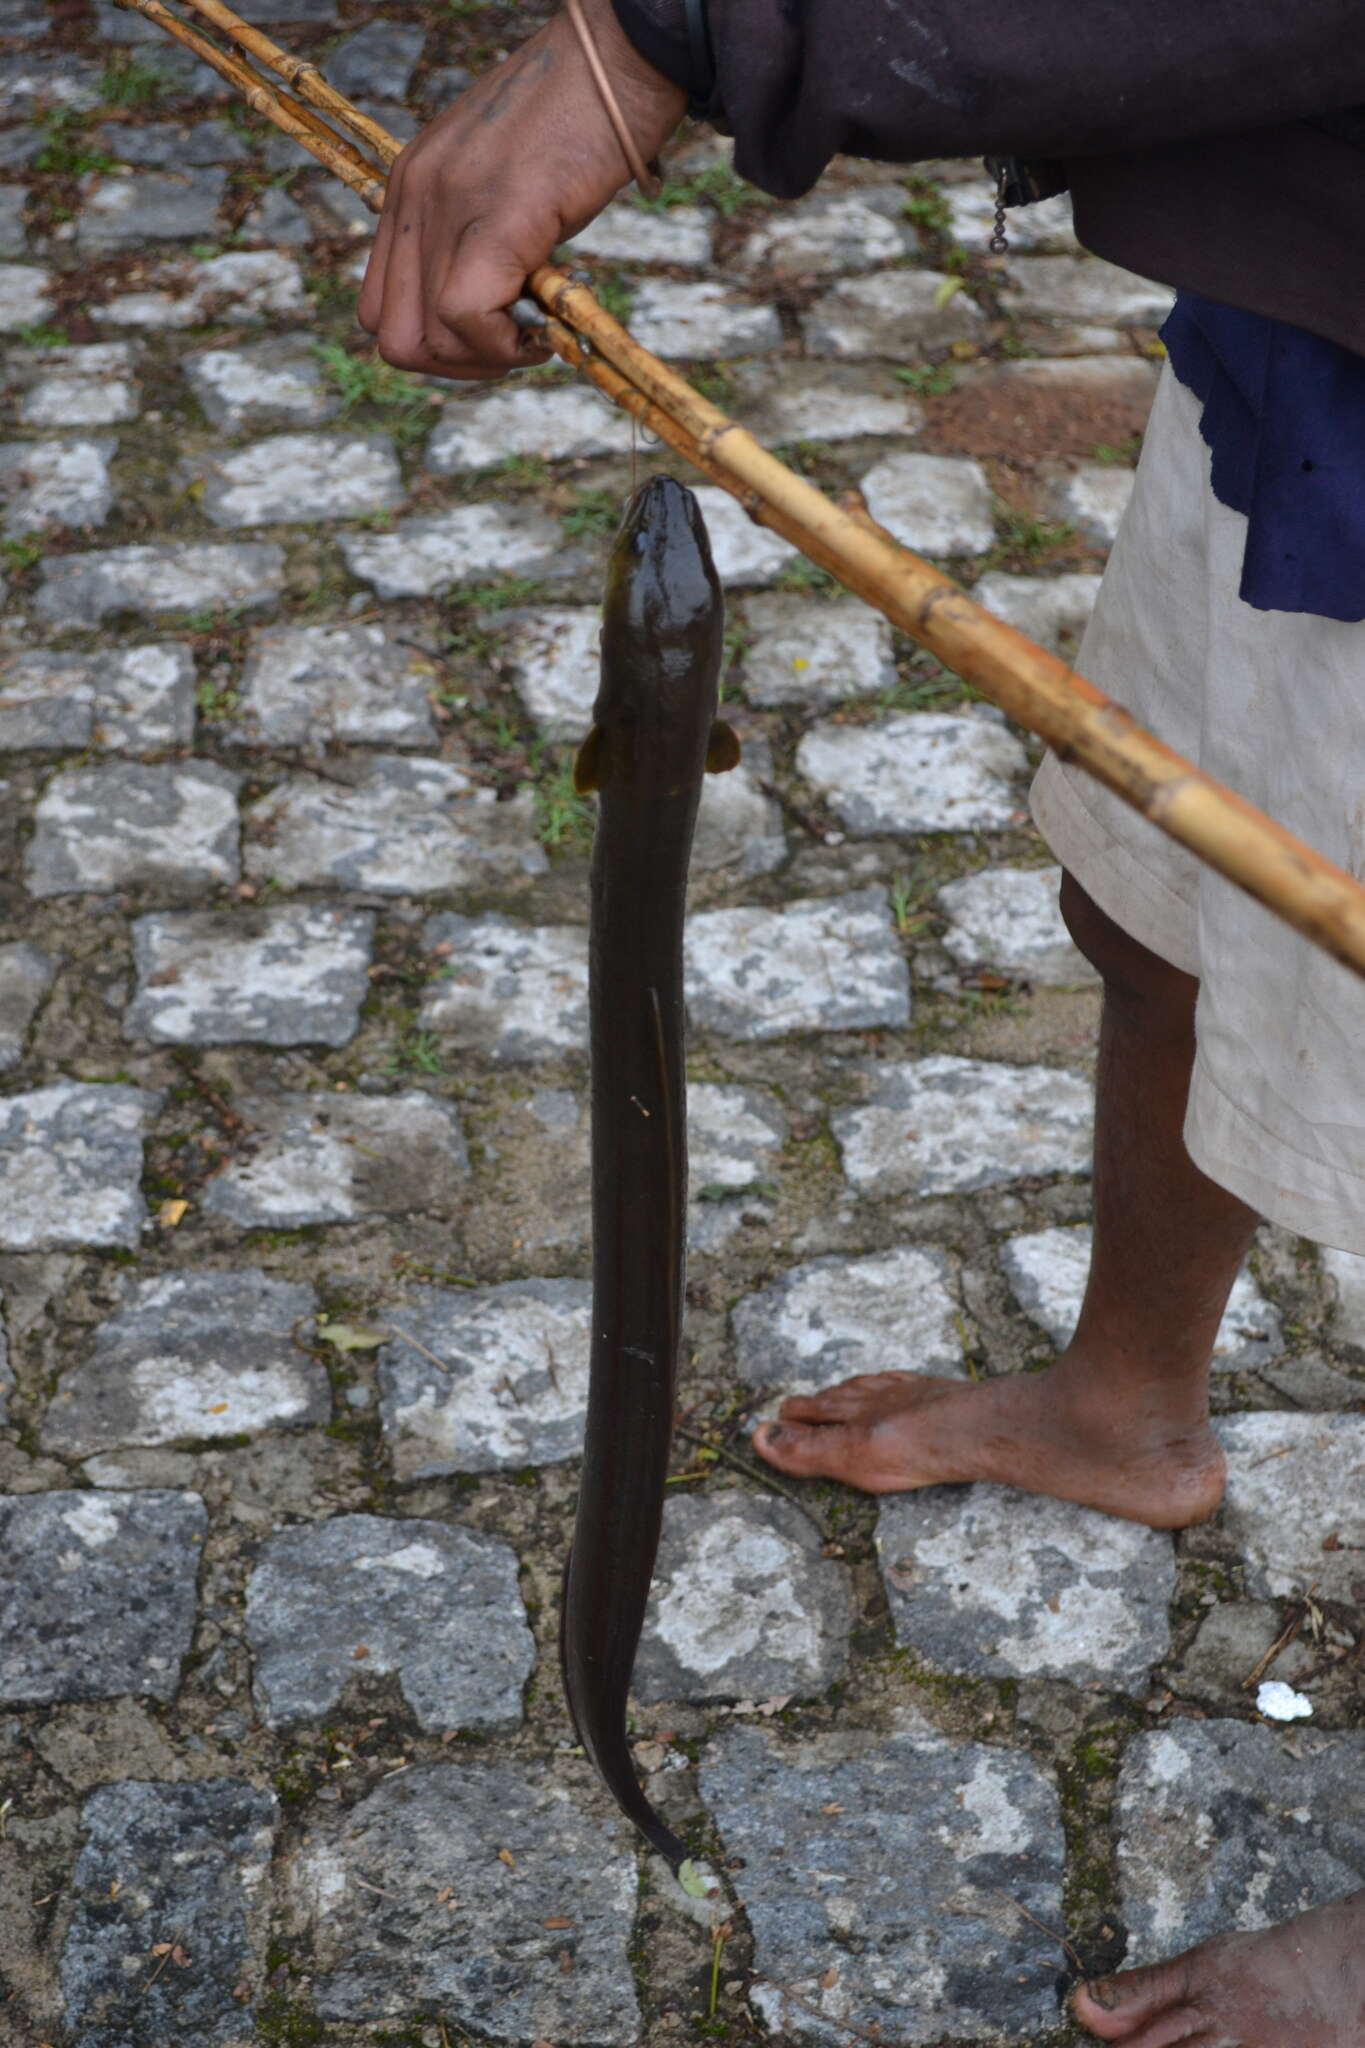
(560, 475, 739, 1869)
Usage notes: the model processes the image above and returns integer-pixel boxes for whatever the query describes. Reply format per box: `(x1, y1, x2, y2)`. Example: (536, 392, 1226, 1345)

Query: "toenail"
(761, 1424, 786, 1446)
(1084, 1978, 1121, 2011)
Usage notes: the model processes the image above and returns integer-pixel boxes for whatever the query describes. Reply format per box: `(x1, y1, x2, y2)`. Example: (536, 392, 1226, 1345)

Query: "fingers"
(426, 216, 555, 372)
(355, 175, 397, 337)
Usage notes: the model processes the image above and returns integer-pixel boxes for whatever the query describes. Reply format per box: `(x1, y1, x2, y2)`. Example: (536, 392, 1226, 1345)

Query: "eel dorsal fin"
(573, 724, 606, 794)
(706, 719, 741, 774)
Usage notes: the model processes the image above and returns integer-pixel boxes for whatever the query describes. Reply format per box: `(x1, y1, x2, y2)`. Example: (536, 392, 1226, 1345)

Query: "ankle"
(1046, 1348, 1213, 1445)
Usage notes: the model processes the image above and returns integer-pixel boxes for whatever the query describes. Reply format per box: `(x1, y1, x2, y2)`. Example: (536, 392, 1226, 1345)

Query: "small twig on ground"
(674, 1424, 831, 1540)
(1242, 1604, 1307, 1691)
(992, 1889, 1086, 1977)
(751, 1977, 893, 2044)
(384, 1323, 454, 1374)
(354, 1874, 400, 1899)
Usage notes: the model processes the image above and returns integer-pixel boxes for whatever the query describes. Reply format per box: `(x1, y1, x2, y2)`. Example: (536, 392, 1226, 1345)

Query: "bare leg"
(1071, 1889, 1365, 2045)
(752, 874, 1257, 1528)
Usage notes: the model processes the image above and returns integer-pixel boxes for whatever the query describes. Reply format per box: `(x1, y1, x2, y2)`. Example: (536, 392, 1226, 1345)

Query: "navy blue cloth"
(1161, 292, 1365, 622)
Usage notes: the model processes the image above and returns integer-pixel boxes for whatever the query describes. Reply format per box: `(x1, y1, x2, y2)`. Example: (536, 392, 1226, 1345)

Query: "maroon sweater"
(613, 0, 1365, 356)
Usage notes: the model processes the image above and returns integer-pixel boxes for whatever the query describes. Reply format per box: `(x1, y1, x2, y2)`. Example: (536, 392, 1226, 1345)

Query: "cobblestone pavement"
(3, 8, 1365, 2047)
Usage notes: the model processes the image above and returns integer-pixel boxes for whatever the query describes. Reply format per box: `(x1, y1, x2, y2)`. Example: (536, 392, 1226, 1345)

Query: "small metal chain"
(989, 163, 1009, 255)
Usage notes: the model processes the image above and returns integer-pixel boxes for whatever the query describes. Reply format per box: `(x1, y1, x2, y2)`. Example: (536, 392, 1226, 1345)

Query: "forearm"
(612, 0, 1365, 198)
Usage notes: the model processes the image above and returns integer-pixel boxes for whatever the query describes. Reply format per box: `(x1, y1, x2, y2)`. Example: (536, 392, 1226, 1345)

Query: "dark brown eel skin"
(561, 475, 738, 1869)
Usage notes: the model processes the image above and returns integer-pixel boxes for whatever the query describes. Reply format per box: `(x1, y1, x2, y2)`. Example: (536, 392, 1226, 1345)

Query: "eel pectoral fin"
(574, 724, 607, 794)
(706, 719, 741, 774)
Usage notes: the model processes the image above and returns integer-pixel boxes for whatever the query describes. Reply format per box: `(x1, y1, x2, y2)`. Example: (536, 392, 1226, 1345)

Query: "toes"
(752, 1418, 871, 1484)
(776, 1372, 935, 1424)
(1072, 1958, 1196, 2040)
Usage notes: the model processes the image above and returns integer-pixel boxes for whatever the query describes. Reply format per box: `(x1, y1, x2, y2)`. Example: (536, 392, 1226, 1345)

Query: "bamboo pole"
(171, 0, 403, 166)
(113, 0, 389, 209)
(109, 0, 1365, 980)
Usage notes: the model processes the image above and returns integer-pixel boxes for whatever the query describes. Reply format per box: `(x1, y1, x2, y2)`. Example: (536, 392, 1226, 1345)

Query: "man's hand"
(357, 2, 685, 380)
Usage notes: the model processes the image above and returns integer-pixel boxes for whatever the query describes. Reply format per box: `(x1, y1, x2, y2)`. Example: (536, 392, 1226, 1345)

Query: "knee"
(1059, 870, 1197, 1016)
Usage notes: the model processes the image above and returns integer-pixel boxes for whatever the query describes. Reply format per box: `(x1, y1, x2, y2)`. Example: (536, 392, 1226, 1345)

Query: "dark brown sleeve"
(702, 0, 1365, 197)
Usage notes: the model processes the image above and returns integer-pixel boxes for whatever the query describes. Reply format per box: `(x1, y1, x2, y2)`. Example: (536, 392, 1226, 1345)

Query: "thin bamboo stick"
(107, 1, 1365, 981)
(112, 0, 388, 209)
(171, 0, 403, 166)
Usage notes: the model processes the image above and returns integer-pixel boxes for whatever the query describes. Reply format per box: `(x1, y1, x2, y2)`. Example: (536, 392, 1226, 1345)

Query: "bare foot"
(751, 1355, 1225, 1529)
(1071, 1890, 1365, 2045)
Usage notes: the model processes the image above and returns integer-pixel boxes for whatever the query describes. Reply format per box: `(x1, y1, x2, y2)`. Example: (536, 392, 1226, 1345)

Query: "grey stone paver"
(0, 642, 195, 751)
(970, 568, 1103, 655)
(948, 185, 1079, 253)
(194, 430, 403, 528)
(687, 1079, 787, 1249)
(636, 1493, 852, 1702)
(289, 1761, 640, 2040)
(9, 341, 141, 428)
(25, 760, 241, 896)
(691, 737, 786, 879)
(877, 1485, 1175, 1688)
(340, 499, 566, 599)
(627, 277, 782, 359)
(245, 754, 546, 893)
(0, 260, 50, 329)
(0, 939, 55, 1069)
(739, 592, 897, 708)
(36, 540, 285, 626)
(802, 267, 984, 355)
(126, 905, 374, 1046)
(500, 604, 599, 734)
(246, 1513, 534, 1730)
(0, 1489, 205, 1702)
(233, 620, 438, 746)
(41, 1268, 327, 1458)
(98, 116, 248, 165)
(704, 1720, 1066, 2045)
(797, 708, 1027, 835)
(0, 1288, 12, 1427)
(685, 888, 911, 1039)
(181, 337, 340, 431)
(0, 55, 102, 115)
(427, 378, 633, 474)
(0, 434, 114, 535)
(200, 1088, 468, 1226)
(728, 358, 924, 445)
(95, 250, 308, 329)
(0, 185, 27, 256)
(689, 482, 797, 584)
(569, 199, 713, 266)
(1047, 460, 1137, 545)
(1000, 253, 1176, 330)
(421, 910, 589, 1059)
(1114, 1723, 1365, 1962)
(326, 18, 425, 97)
(61, 1778, 277, 2047)
(1218, 1413, 1365, 1599)
(76, 166, 228, 248)
(733, 1244, 965, 1396)
(740, 193, 916, 273)
(0, 1081, 160, 1250)
(833, 1054, 1093, 1196)
(1002, 1223, 1281, 1370)
(937, 862, 1098, 982)
(861, 450, 996, 555)
(1321, 1244, 1365, 1347)
(378, 1278, 592, 1477)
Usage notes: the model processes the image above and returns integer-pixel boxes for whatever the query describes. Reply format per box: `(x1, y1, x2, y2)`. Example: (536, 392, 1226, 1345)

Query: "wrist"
(573, 0, 688, 119)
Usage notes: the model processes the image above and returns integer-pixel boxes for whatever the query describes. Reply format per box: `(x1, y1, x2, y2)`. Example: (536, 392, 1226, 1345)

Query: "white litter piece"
(1256, 1680, 1313, 1722)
